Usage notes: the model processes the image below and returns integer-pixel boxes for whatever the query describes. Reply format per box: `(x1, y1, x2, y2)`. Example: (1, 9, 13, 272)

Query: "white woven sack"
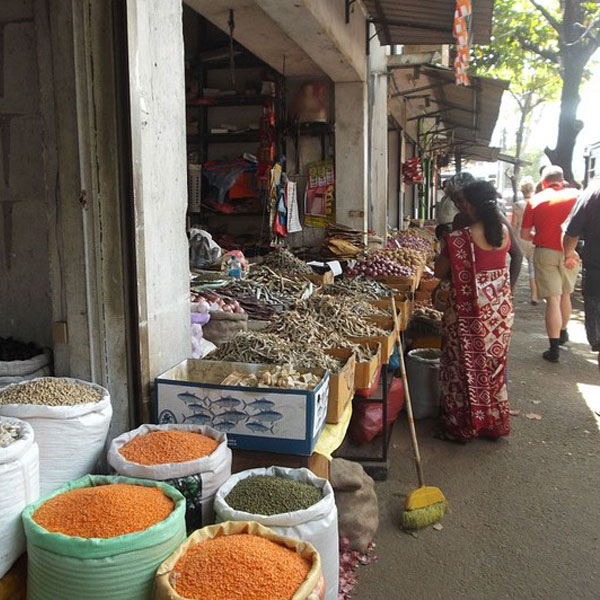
(0, 377, 112, 496)
(214, 466, 339, 600)
(0, 364, 53, 390)
(108, 424, 231, 527)
(0, 416, 40, 578)
(0, 350, 50, 378)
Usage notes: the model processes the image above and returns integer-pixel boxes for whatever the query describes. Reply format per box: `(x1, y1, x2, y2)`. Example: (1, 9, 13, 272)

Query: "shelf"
(187, 95, 269, 108)
(187, 132, 260, 144)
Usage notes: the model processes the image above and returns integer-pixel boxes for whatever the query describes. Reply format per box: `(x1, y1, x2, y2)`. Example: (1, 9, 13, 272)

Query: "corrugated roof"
(363, 0, 494, 46)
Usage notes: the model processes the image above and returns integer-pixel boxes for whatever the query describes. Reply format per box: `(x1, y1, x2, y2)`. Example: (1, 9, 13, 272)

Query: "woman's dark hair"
(462, 181, 504, 247)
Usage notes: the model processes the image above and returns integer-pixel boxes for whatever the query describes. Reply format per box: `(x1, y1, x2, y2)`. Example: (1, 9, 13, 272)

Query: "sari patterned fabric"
(440, 228, 514, 440)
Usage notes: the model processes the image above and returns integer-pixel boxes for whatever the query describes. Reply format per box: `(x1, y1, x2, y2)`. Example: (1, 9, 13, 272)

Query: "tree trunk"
(513, 94, 532, 201)
(545, 53, 585, 182)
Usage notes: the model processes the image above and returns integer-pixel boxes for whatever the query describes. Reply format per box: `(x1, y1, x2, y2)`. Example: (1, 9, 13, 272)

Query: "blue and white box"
(155, 360, 330, 456)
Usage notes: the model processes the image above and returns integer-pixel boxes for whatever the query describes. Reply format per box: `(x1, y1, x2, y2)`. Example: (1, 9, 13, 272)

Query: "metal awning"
(361, 0, 495, 46)
(390, 63, 509, 162)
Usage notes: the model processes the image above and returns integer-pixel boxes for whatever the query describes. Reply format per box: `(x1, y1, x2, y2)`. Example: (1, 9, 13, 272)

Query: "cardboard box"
(349, 316, 397, 364)
(353, 342, 382, 389)
(324, 348, 356, 424)
(415, 289, 431, 303)
(418, 276, 439, 292)
(155, 360, 330, 456)
(231, 449, 330, 480)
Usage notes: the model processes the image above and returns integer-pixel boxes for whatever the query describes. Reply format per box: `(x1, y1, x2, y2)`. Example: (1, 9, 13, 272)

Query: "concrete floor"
(354, 281, 600, 600)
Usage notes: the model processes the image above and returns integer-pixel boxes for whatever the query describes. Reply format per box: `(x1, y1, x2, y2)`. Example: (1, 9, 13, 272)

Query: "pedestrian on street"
(436, 173, 472, 227)
(512, 177, 538, 304)
(434, 181, 514, 442)
(451, 177, 523, 291)
(520, 166, 579, 363)
(563, 181, 600, 369)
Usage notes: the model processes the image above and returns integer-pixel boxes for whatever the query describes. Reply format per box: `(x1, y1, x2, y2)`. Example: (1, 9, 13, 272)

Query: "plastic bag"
(153, 520, 325, 600)
(349, 377, 404, 444)
(23, 475, 186, 600)
(0, 416, 39, 578)
(108, 424, 232, 530)
(189, 229, 221, 269)
(214, 467, 338, 600)
(0, 377, 112, 496)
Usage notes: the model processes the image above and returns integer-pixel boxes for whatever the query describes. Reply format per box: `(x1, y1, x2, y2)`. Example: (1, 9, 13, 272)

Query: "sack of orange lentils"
(153, 520, 325, 600)
(108, 424, 232, 530)
(22, 474, 187, 600)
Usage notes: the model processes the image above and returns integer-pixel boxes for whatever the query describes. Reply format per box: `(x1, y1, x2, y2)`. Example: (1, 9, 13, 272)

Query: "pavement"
(354, 279, 600, 600)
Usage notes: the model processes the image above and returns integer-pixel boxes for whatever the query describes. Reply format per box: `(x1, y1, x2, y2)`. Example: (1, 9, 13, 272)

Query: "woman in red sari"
(434, 181, 514, 442)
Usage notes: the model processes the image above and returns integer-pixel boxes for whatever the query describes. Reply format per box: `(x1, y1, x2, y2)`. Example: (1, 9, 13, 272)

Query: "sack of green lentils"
(107, 424, 232, 530)
(154, 520, 325, 600)
(22, 474, 187, 600)
(214, 467, 338, 600)
(0, 377, 112, 496)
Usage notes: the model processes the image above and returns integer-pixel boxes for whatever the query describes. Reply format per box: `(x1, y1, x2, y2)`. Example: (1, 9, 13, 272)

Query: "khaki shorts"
(534, 247, 580, 299)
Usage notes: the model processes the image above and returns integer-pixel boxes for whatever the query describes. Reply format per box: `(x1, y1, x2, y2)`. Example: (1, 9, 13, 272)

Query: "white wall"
(127, 0, 191, 419)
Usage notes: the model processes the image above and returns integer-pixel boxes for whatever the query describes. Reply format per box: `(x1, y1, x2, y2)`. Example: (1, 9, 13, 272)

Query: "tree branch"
(529, 0, 561, 32)
(519, 37, 561, 64)
(563, 15, 600, 48)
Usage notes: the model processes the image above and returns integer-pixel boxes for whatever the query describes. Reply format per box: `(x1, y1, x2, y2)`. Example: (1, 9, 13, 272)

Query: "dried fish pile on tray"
(221, 366, 321, 390)
(207, 331, 341, 372)
(218, 273, 311, 320)
(260, 248, 313, 275)
(264, 312, 377, 363)
(323, 223, 364, 259)
(297, 296, 390, 338)
(326, 277, 392, 300)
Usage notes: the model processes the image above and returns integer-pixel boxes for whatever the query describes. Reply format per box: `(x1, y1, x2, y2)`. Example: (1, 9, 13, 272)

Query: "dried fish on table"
(260, 248, 313, 275)
(326, 277, 392, 300)
(221, 366, 321, 390)
(297, 296, 390, 338)
(207, 331, 341, 372)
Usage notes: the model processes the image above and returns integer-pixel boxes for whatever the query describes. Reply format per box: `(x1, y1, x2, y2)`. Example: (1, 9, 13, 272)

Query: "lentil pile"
(33, 483, 173, 538)
(0, 420, 21, 448)
(226, 475, 323, 515)
(118, 430, 219, 465)
(172, 533, 311, 600)
(0, 378, 102, 406)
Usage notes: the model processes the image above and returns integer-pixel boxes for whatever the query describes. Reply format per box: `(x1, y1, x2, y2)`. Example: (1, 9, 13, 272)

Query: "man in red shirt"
(521, 166, 579, 362)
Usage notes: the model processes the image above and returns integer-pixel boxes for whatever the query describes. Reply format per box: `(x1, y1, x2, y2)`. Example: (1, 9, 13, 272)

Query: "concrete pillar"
(126, 0, 191, 420)
(334, 82, 368, 236)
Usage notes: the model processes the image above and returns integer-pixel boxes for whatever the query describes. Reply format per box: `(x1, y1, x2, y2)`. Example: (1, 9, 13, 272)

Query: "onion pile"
(191, 291, 245, 314)
(346, 255, 414, 278)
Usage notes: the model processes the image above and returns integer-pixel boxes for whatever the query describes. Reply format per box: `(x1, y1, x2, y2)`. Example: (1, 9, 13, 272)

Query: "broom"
(397, 344, 447, 530)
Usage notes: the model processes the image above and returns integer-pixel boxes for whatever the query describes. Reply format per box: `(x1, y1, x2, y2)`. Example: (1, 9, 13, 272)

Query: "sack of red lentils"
(22, 474, 186, 600)
(214, 467, 338, 600)
(107, 424, 232, 530)
(0, 377, 112, 496)
(0, 416, 40, 578)
(154, 520, 325, 600)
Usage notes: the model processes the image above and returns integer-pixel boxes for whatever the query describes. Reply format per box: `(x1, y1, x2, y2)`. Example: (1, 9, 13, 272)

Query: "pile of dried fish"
(221, 366, 321, 390)
(218, 273, 312, 319)
(261, 248, 313, 275)
(297, 296, 390, 338)
(207, 331, 341, 372)
(326, 277, 392, 300)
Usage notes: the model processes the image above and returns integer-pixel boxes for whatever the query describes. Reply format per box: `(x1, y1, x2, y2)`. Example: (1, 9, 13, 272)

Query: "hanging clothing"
(440, 228, 514, 441)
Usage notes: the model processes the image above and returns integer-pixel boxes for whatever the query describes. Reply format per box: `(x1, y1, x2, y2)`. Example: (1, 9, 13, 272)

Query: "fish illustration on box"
(187, 404, 213, 417)
(212, 420, 237, 432)
(178, 391, 202, 404)
(214, 409, 249, 423)
(182, 413, 212, 425)
(244, 398, 275, 412)
(245, 421, 275, 434)
(212, 397, 241, 409)
(251, 410, 283, 424)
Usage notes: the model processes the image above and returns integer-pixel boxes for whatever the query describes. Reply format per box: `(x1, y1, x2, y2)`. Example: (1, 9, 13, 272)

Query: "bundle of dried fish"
(326, 277, 392, 300)
(221, 366, 321, 390)
(265, 311, 378, 363)
(297, 296, 390, 338)
(207, 331, 341, 372)
(261, 248, 313, 275)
